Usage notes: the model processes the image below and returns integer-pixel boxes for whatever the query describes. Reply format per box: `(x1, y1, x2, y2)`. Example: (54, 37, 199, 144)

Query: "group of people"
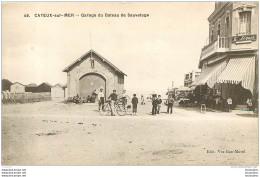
(97, 88, 138, 116)
(151, 94, 174, 115)
(67, 94, 96, 104)
(200, 94, 255, 112)
(97, 88, 176, 116)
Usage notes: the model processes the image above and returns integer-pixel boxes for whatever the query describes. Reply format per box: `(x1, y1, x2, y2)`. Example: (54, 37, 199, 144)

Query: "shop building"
(192, 2, 258, 109)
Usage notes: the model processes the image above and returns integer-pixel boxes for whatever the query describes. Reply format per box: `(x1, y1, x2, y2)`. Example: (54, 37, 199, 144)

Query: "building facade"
(51, 84, 65, 98)
(184, 70, 201, 87)
(37, 82, 52, 92)
(62, 84, 68, 99)
(63, 50, 126, 99)
(10, 82, 25, 93)
(25, 83, 38, 93)
(192, 2, 258, 107)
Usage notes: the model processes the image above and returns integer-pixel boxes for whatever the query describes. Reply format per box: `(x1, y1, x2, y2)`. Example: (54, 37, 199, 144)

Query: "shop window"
(239, 11, 251, 35)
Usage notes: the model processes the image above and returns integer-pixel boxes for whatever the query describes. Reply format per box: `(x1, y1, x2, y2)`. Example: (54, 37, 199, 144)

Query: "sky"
(2, 2, 215, 94)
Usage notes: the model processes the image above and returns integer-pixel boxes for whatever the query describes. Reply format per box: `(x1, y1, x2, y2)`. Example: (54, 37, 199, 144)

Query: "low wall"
(2, 92, 51, 104)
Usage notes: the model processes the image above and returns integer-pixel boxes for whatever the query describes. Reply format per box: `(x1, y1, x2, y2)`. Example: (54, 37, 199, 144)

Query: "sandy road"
(1, 100, 258, 165)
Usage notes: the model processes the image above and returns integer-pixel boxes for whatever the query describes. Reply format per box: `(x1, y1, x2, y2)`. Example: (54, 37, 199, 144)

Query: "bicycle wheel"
(116, 105, 126, 116)
(99, 105, 111, 116)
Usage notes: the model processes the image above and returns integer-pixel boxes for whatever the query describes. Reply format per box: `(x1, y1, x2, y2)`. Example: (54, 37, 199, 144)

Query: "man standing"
(98, 88, 105, 111)
(120, 89, 129, 108)
(131, 94, 138, 116)
(141, 94, 145, 105)
(157, 95, 162, 114)
(152, 95, 158, 115)
(167, 95, 174, 114)
(108, 90, 118, 116)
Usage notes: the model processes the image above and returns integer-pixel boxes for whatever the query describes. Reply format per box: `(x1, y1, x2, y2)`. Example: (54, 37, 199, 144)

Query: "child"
(132, 94, 138, 115)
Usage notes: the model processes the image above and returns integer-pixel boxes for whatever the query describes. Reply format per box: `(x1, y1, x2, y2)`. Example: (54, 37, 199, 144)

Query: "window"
(210, 30, 214, 42)
(217, 23, 220, 36)
(90, 59, 94, 68)
(239, 11, 251, 35)
(225, 16, 229, 36)
(118, 76, 124, 84)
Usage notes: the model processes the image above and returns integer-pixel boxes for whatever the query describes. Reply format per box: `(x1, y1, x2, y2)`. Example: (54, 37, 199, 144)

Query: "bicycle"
(99, 100, 126, 116)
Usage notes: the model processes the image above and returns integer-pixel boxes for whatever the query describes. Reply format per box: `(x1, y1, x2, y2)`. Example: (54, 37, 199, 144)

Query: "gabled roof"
(12, 82, 25, 86)
(52, 83, 63, 88)
(39, 82, 52, 87)
(62, 84, 67, 88)
(62, 49, 127, 76)
(26, 83, 38, 87)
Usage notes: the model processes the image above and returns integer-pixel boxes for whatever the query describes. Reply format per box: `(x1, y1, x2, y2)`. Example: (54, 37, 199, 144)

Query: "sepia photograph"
(1, 1, 259, 170)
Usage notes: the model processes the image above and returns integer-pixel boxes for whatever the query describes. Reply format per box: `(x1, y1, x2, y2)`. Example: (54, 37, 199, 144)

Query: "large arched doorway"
(79, 73, 106, 99)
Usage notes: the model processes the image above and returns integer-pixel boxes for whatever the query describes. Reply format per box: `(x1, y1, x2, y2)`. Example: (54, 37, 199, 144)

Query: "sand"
(1, 99, 258, 165)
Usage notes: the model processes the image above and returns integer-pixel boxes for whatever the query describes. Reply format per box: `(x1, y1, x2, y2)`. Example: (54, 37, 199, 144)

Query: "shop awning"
(217, 56, 255, 92)
(191, 60, 227, 88)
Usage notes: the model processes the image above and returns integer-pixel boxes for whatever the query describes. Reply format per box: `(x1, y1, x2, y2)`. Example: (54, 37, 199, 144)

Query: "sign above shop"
(232, 34, 257, 43)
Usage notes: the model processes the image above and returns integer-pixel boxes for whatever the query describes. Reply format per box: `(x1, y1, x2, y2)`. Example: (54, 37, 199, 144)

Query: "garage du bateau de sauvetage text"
(33, 13, 149, 18)
(81, 13, 150, 18)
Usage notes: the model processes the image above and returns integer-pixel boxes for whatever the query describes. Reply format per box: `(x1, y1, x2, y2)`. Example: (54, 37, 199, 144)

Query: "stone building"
(192, 2, 258, 108)
(63, 50, 127, 99)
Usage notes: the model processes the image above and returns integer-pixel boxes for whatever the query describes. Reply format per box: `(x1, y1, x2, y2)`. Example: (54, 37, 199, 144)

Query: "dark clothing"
(167, 103, 173, 114)
(152, 97, 157, 115)
(132, 97, 138, 113)
(152, 105, 157, 115)
(152, 98, 158, 106)
(108, 93, 117, 101)
(132, 97, 138, 104)
(157, 98, 162, 114)
(167, 98, 174, 104)
(99, 97, 105, 110)
(133, 104, 137, 113)
(122, 97, 127, 106)
(157, 98, 162, 104)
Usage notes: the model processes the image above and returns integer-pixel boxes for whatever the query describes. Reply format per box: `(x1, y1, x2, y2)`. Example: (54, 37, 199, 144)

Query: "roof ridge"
(62, 49, 127, 76)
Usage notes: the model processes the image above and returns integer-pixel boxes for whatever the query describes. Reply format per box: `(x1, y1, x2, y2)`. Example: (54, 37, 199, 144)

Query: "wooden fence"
(2, 92, 51, 104)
